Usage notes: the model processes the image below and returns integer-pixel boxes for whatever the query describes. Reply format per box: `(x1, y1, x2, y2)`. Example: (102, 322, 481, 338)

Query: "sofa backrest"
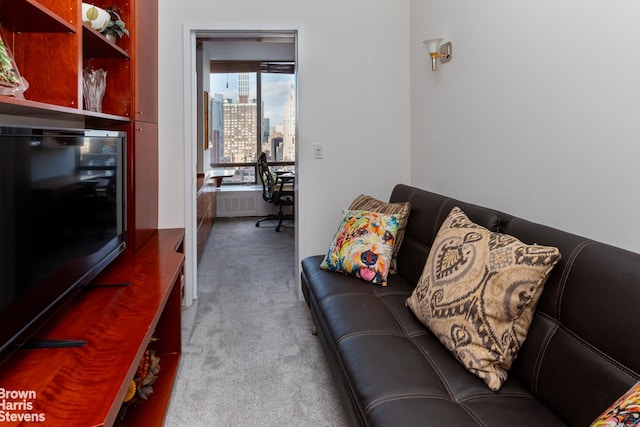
(389, 183, 640, 426)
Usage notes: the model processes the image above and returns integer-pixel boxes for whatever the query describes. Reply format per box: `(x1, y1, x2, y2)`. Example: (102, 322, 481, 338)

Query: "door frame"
(182, 23, 301, 305)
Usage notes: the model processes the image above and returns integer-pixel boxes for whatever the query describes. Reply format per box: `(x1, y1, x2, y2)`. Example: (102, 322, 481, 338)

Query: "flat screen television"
(0, 125, 126, 363)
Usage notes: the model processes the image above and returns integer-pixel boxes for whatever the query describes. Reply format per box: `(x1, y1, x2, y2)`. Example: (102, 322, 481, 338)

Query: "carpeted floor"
(164, 218, 347, 426)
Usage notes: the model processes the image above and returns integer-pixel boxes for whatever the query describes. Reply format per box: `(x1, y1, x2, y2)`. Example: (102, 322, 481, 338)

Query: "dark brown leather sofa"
(301, 184, 640, 427)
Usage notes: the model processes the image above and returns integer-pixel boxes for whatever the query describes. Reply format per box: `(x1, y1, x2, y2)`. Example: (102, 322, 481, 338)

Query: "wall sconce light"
(423, 38, 452, 71)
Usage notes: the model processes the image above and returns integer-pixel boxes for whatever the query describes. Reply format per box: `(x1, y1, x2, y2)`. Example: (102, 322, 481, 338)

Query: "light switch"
(313, 143, 323, 159)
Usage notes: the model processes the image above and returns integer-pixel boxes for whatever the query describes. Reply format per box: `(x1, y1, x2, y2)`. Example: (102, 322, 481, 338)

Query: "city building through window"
(209, 62, 296, 185)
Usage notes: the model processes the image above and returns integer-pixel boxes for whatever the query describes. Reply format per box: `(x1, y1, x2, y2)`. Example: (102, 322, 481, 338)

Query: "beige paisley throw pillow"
(406, 207, 561, 391)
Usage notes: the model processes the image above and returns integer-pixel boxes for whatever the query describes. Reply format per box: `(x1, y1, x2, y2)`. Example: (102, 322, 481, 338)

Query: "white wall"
(158, 1, 411, 265)
(410, 0, 640, 253)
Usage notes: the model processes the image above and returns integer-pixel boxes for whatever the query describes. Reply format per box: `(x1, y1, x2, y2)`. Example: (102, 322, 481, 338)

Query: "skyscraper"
(211, 93, 224, 165)
(238, 73, 249, 103)
(281, 84, 296, 162)
(220, 73, 257, 163)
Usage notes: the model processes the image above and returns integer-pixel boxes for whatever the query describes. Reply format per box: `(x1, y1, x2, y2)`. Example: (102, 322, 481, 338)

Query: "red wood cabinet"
(0, 1, 173, 425)
(196, 175, 216, 262)
(130, 121, 159, 250)
(0, 229, 184, 427)
(0, 0, 159, 251)
(130, 0, 159, 249)
(133, 0, 158, 123)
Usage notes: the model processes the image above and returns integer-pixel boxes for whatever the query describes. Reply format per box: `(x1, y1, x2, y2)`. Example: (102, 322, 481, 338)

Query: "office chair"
(255, 152, 294, 232)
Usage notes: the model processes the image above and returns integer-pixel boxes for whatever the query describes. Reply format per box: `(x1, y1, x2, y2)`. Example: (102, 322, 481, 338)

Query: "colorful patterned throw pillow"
(348, 194, 411, 275)
(320, 210, 400, 286)
(591, 382, 640, 427)
(406, 207, 561, 391)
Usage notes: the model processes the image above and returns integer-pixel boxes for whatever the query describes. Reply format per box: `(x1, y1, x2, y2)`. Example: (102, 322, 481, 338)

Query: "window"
(209, 61, 296, 184)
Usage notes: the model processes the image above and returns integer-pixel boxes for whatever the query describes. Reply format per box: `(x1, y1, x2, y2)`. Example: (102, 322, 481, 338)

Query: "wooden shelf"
(0, 0, 75, 33)
(118, 352, 181, 427)
(0, 229, 184, 427)
(0, 95, 131, 122)
(83, 25, 131, 59)
(82, 108, 132, 122)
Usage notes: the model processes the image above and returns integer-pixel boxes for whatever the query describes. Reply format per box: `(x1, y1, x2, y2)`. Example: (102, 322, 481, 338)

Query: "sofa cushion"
(406, 206, 561, 391)
(320, 209, 400, 286)
(348, 194, 411, 274)
(301, 255, 567, 427)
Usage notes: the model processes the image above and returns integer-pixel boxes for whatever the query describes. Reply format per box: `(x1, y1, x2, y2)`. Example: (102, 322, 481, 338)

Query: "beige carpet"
(164, 218, 347, 426)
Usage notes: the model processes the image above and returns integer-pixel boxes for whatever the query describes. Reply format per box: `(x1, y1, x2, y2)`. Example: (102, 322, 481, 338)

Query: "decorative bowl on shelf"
(82, 3, 110, 32)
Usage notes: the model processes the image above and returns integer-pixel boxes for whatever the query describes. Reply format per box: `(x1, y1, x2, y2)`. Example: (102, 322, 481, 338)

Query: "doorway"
(183, 28, 299, 306)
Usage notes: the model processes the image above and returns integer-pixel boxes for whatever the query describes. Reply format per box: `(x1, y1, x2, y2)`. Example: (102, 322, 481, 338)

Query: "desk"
(211, 174, 233, 187)
(274, 169, 294, 176)
(275, 172, 294, 193)
(276, 172, 294, 180)
(275, 171, 295, 185)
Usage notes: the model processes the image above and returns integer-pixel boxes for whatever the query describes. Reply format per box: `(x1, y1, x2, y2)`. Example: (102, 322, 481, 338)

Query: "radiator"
(215, 190, 276, 217)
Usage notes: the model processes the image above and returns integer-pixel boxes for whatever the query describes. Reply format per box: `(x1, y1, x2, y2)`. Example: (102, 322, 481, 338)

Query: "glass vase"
(82, 68, 107, 113)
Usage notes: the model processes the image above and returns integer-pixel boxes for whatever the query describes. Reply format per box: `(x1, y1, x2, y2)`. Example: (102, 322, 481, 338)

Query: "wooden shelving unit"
(0, 1, 169, 425)
(0, 1, 130, 116)
(0, 229, 184, 427)
(0, 0, 158, 248)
